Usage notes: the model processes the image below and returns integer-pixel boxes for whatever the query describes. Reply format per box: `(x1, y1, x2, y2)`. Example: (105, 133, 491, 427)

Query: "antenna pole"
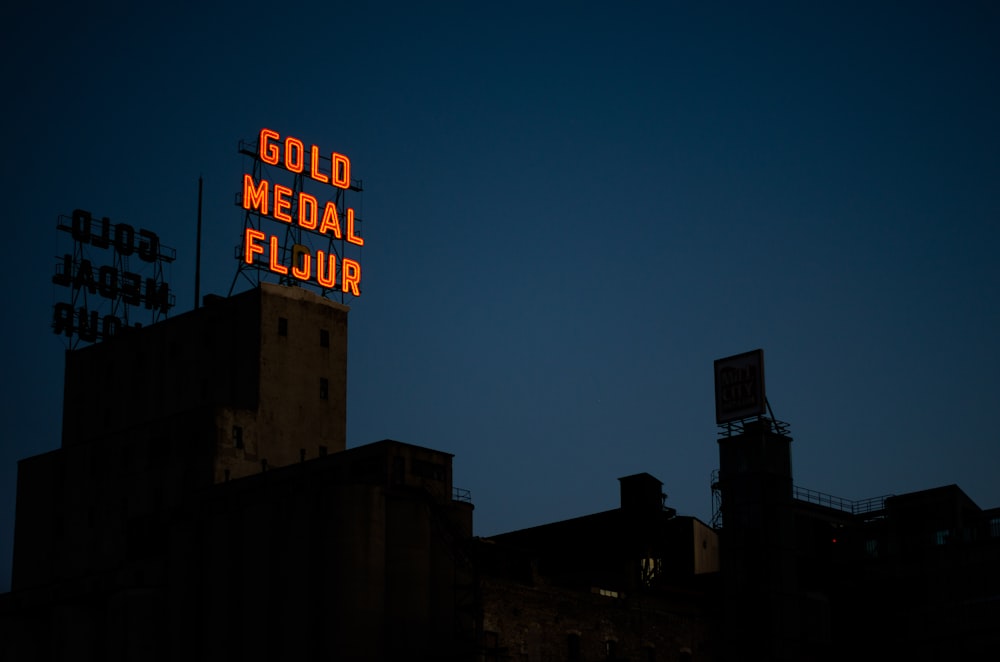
(195, 176, 203, 308)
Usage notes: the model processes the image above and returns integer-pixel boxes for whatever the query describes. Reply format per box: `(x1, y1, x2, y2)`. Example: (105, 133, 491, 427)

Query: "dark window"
(412, 459, 446, 481)
(318, 445, 328, 457)
(606, 639, 618, 660)
(233, 425, 244, 449)
(320, 329, 329, 347)
(645, 646, 656, 662)
(568, 634, 581, 662)
(483, 631, 500, 662)
(319, 378, 328, 400)
(278, 317, 288, 336)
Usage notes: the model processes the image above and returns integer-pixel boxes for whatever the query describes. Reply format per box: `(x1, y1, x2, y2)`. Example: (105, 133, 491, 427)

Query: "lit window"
(640, 557, 662, 586)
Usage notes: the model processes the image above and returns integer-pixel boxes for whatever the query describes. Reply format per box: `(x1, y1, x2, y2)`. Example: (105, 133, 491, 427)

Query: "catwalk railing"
(792, 485, 891, 516)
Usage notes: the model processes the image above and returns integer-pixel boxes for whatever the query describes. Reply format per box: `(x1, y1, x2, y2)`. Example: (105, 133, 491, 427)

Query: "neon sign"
(52, 209, 176, 345)
(237, 128, 364, 296)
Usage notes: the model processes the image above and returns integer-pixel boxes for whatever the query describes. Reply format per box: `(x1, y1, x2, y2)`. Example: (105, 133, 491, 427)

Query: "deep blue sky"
(2, 1, 998, 591)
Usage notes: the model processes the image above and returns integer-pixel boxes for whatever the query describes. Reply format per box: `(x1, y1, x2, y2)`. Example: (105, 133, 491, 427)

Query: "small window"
(935, 529, 949, 545)
(605, 639, 618, 660)
(319, 377, 329, 400)
(991, 517, 1000, 538)
(320, 329, 329, 347)
(233, 426, 244, 449)
(567, 634, 581, 662)
(278, 317, 288, 336)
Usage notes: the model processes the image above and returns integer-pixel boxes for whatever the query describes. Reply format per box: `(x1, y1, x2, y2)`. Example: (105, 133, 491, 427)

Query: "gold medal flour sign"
(240, 128, 363, 296)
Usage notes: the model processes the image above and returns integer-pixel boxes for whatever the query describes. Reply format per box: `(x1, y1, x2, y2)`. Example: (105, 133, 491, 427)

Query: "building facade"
(3, 285, 474, 661)
(4, 288, 998, 661)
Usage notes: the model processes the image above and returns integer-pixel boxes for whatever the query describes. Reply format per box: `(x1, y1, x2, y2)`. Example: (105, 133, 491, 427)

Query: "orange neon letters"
(244, 229, 266, 264)
(292, 246, 312, 281)
(259, 129, 280, 165)
(244, 129, 362, 296)
(256, 129, 351, 188)
(285, 137, 304, 173)
(245, 231, 362, 294)
(318, 203, 342, 238)
(331, 153, 350, 189)
(341, 259, 361, 295)
(310, 145, 329, 184)
(299, 193, 318, 230)
(273, 185, 293, 223)
(316, 250, 336, 288)
(268, 236, 287, 275)
(243, 175, 269, 215)
(346, 208, 364, 246)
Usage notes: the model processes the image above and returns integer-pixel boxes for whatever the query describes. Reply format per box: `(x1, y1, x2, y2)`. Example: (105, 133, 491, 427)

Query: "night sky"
(2, 1, 999, 591)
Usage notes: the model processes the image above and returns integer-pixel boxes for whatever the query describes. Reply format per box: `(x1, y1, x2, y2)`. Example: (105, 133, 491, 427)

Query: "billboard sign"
(714, 349, 766, 424)
(236, 128, 364, 297)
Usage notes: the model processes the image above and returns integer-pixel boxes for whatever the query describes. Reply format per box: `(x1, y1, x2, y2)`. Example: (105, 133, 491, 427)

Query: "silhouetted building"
(475, 473, 719, 661)
(2, 285, 474, 661)
(4, 292, 999, 662)
(714, 417, 1000, 662)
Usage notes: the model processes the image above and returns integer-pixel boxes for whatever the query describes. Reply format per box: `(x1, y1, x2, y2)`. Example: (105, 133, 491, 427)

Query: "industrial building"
(2, 285, 474, 661)
(714, 417, 1000, 661)
(474, 473, 718, 661)
(2, 283, 999, 661)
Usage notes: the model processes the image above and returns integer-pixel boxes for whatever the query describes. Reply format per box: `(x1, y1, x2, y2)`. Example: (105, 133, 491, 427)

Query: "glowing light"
(316, 250, 336, 288)
(243, 175, 269, 214)
(259, 128, 280, 165)
(318, 202, 342, 238)
(310, 145, 329, 184)
(273, 184, 293, 223)
(298, 193, 318, 230)
(346, 208, 363, 246)
(341, 258, 361, 296)
(240, 129, 364, 297)
(285, 137, 304, 173)
(244, 228, 266, 264)
(268, 235, 287, 275)
(291, 244, 312, 281)
(332, 153, 350, 189)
